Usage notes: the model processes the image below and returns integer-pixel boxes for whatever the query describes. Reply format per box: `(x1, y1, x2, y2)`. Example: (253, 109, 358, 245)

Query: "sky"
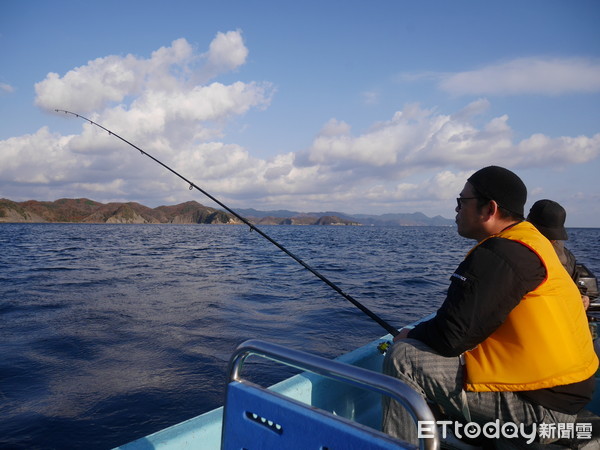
(1, 1, 599, 226)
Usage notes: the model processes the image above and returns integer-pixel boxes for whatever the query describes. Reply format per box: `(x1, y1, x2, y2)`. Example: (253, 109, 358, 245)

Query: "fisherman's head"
(456, 166, 527, 241)
(527, 199, 568, 241)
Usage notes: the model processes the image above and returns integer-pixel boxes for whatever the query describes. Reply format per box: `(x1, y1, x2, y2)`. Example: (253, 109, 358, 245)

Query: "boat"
(114, 300, 600, 450)
(114, 314, 439, 450)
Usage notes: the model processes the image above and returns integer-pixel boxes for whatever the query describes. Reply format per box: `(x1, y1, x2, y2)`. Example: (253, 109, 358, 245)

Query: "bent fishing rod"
(55, 109, 399, 337)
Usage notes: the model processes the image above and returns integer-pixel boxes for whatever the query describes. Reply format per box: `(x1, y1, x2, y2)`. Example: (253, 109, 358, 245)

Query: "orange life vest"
(464, 221, 598, 392)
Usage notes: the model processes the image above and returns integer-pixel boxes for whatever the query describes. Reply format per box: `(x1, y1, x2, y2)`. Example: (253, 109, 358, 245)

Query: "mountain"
(0, 199, 240, 225)
(233, 208, 453, 226)
(0, 198, 454, 226)
(236, 208, 453, 226)
(231, 208, 301, 219)
(351, 212, 454, 227)
(252, 214, 361, 226)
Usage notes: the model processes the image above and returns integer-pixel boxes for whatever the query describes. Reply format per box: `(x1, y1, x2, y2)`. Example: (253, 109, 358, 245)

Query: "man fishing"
(527, 199, 591, 310)
(382, 166, 598, 447)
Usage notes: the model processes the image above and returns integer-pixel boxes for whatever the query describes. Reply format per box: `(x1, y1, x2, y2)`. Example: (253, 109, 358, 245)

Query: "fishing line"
(55, 109, 399, 336)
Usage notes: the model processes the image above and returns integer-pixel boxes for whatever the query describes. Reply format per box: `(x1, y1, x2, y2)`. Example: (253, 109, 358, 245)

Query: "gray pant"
(382, 339, 576, 447)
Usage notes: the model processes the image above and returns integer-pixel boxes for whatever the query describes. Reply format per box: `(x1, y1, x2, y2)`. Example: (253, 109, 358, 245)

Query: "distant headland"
(0, 198, 454, 227)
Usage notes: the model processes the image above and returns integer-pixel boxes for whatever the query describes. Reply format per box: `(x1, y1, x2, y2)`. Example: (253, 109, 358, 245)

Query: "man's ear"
(481, 200, 499, 221)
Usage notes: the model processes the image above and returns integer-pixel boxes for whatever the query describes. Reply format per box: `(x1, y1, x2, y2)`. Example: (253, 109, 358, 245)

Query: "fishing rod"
(55, 109, 399, 337)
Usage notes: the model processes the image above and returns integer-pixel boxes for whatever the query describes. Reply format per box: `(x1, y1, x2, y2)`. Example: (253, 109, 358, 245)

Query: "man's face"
(455, 182, 486, 241)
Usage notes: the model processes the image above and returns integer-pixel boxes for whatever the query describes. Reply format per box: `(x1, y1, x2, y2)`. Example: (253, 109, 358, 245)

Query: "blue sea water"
(1, 223, 598, 449)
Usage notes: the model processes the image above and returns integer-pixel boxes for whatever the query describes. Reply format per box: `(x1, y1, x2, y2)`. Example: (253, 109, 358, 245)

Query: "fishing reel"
(377, 340, 392, 355)
(578, 263, 599, 304)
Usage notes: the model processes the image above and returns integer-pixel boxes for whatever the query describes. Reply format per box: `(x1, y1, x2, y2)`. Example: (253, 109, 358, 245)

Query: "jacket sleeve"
(408, 237, 546, 357)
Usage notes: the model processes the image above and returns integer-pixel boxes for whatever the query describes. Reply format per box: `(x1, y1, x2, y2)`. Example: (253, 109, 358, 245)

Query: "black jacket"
(408, 237, 593, 414)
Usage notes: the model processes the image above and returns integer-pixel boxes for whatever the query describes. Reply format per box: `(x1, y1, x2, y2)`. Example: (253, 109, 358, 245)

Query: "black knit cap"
(467, 166, 527, 217)
(527, 199, 568, 241)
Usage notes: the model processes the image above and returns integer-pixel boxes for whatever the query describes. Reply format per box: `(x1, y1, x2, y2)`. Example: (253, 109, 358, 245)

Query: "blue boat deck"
(115, 334, 398, 449)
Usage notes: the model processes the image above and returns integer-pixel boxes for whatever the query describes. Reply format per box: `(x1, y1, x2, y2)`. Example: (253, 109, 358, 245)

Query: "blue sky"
(1, 0, 599, 226)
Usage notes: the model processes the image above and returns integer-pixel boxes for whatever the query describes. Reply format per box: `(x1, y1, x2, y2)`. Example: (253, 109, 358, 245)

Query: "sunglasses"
(456, 197, 479, 210)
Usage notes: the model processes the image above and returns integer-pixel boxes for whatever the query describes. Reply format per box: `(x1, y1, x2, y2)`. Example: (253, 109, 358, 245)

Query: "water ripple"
(1, 223, 597, 449)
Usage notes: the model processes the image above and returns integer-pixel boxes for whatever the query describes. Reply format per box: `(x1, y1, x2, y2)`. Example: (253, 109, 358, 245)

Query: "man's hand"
(583, 295, 590, 310)
(393, 327, 411, 342)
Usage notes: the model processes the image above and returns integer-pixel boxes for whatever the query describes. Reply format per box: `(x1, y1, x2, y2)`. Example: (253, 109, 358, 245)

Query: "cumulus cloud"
(2, 32, 275, 204)
(304, 100, 600, 177)
(0, 127, 77, 183)
(439, 57, 600, 96)
(255, 96, 599, 215)
(34, 32, 255, 113)
(3, 93, 599, 214)
(202, 30, 249, 80)
(2, 35, 599, 218)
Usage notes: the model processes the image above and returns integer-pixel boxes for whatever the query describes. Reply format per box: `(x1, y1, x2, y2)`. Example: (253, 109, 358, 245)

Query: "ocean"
(1, 223, 599, 449)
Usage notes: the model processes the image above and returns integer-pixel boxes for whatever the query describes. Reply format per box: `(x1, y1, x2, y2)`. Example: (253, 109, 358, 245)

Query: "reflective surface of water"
(1, 224, 598, 449)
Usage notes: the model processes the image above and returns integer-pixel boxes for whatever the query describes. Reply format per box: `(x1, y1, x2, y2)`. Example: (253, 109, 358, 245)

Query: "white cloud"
(515, 133, 600, 165)
(2, 35, 599, 222)
(0, 127, 78, 183)
(35, 53, 144, 112)
(439, 57, 600, 96)
(3, 94, 599, 214)
(0, 82, 15, 94)
(1, 32, 274, 203)
(34, 32, 255, 113)
(303, 101, 600, 177)
(203, 30, 249, 79)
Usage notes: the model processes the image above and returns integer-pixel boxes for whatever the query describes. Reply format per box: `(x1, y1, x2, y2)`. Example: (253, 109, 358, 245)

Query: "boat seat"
(223, 381, 412, 449)
(221, 339, 439, 450)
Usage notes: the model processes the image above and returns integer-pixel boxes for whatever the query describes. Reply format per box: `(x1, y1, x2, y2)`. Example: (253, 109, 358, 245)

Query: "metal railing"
(226, 339, 440, 450)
